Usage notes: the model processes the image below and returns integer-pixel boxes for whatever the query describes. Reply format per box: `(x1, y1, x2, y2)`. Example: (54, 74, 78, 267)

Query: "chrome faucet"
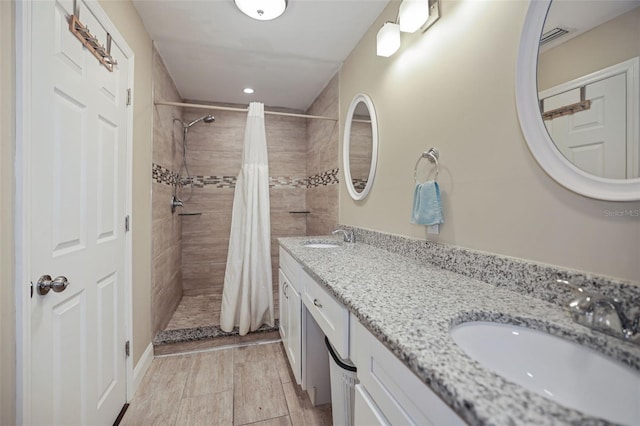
(559, 279, 640, 345)
(332, 228, 356, 243)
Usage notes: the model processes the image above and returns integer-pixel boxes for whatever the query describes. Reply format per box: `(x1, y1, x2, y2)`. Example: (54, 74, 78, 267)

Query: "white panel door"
(543, 73, 627, 178)
(29, 0, 129, 424)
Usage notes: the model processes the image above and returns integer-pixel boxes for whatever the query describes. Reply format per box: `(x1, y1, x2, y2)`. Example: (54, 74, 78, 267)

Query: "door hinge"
(125, 340, 130, 357)
(126, 88, 131, 106)
(125, 215, 130, 232)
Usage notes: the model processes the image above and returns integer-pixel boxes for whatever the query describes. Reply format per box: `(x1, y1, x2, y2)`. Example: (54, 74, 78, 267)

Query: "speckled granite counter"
(279, 236, 640, 426)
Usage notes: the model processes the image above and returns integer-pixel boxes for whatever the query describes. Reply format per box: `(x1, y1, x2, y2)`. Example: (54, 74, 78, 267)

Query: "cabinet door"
(351, 318, 465, 426)
(286, 285, 302, 385)
(278, 269, 288, 345)
(354, 384, 389, 426)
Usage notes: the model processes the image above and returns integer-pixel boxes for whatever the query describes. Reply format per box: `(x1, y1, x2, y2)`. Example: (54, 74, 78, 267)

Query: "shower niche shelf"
(289, 210, 311, 215)
(178, 212, 203, 216)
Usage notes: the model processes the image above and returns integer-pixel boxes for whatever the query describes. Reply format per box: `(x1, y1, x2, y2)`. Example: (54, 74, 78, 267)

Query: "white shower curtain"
(220, 102, 274, 335)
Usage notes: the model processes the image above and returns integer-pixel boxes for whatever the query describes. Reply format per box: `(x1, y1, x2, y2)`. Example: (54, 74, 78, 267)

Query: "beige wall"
(339, 0, 640, 282)
(538, 6, 640, 91)
(98, 0, 153, 365)
(151, 47, 183, 335)
(1, 1, 16, 423)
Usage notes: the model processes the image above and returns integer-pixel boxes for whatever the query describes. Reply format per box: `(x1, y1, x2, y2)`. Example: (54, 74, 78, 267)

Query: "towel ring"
(414, 148, 439, 183)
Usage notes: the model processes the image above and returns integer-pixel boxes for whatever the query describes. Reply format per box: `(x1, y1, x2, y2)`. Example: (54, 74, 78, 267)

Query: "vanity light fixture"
(376, 22, 401, 57)
(376, 0, 441, 57)
(234, 0, 288, 21)
(399, 0, 430, 33)
(243, 87, 255, 94)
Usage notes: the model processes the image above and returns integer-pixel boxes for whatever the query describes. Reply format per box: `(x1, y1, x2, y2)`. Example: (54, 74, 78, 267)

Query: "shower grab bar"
(414, 148, 440, 184)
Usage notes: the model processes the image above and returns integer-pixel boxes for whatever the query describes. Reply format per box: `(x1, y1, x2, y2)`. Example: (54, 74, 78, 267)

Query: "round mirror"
(343, 93, 378, 200)
(516, 0, 640, 200)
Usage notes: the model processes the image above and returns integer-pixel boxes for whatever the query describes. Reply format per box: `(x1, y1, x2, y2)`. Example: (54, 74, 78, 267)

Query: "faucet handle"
(557, 279, 601, 314)
(331, 228, 356, 243)
(557, 279, 584, 294)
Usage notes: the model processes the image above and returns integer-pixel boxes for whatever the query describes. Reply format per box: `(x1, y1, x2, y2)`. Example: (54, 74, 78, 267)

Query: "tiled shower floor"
(155, 293, 280, 355)
(165, 293, 222, 330)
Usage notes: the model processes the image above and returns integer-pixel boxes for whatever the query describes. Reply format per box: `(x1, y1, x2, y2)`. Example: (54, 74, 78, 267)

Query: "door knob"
(37, 275, 69, 295)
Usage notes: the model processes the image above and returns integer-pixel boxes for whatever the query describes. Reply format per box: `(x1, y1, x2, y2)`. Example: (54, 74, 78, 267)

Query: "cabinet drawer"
(279, 247, 300, 292)
(351, 318, 465, 426)
(302, 270, 349, 359)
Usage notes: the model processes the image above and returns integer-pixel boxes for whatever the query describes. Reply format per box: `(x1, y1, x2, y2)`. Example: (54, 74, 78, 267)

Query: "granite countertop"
(278, 236, 640, 426)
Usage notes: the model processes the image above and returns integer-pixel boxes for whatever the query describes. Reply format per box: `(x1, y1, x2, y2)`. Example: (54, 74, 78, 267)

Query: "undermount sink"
(451, 321, 640, 425)
(303, 242, 340, 249)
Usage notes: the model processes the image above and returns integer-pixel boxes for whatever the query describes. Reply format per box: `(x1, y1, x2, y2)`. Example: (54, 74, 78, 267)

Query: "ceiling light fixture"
(243, 87, 255, 94)
(399, 0, 430, 33)
(376, 22, 401, 57)
(376, 0, 441, 58)
(234, 0, 288, 21)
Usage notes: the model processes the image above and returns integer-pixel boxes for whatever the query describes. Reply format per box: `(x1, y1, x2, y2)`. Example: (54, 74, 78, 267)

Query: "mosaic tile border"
(343, 226, 640, 312)
(307, 168, 339, 188)
(183, 175, 309, 189)
(152, 163, 180, 186)
(153, 164, 340, 189)
(351, 178, 368, 192)
(183, 175, 237, 188)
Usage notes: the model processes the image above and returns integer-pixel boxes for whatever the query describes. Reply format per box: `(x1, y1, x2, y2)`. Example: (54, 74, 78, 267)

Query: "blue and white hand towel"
(411, 181, 444, 225)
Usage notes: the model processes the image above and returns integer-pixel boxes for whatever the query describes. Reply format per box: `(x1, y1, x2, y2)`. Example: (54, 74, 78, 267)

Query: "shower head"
(185, 114, 215, 128)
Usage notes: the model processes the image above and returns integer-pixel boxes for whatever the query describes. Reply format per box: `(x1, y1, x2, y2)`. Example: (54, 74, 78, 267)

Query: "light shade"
(234, 0, 287, 21)
(376, 22, 401, 57)
(399, 0, 430, 33)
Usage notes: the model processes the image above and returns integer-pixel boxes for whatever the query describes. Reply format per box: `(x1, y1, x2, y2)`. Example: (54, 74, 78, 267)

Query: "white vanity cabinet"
(278, 244, 464, 425)
(278, 247, 302, 385)
(350, 318, 465, 426)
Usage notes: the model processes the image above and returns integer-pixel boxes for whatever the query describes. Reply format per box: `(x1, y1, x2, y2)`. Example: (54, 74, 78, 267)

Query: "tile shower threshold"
(153, 320, 280, 346)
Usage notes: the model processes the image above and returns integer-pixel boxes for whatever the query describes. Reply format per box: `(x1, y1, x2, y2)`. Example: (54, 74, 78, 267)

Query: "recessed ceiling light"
(243, 88, 255, 94)
(234, 0, 288, 21)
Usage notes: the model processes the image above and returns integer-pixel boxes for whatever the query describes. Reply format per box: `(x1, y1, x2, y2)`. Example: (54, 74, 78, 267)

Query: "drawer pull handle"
(313, 299, 323, 308)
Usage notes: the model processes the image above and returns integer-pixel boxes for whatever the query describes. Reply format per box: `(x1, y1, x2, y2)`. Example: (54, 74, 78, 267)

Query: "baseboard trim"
(131, 343, 154, 398)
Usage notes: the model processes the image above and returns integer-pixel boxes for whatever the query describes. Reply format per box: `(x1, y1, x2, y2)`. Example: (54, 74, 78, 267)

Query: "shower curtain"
(220, 102, 274, 335)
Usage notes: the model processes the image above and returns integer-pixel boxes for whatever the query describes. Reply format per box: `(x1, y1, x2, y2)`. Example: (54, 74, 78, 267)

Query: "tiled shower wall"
(179, 106, 309, 315)
(306, 75, 340, 235)
(151, 47, 184, 335)
(150, 70, 340, 329)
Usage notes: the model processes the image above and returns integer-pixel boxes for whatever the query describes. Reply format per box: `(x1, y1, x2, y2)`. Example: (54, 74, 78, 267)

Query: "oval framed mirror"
(516, 0, 640, 201)
(343, 93, 379, 200)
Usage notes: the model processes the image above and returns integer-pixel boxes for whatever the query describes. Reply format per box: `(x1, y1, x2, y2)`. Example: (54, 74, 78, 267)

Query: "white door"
(542, 73, 627, 178)
(28, 0, 129, 424)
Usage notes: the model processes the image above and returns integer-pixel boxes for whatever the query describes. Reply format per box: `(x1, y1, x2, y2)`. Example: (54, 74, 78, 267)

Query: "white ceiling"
(133, 0, 390, 111)
(541, 0, 640, 52)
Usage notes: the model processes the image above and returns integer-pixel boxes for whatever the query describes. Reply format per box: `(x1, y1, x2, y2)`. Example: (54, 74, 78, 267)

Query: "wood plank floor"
(121, 342, 332, 425)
